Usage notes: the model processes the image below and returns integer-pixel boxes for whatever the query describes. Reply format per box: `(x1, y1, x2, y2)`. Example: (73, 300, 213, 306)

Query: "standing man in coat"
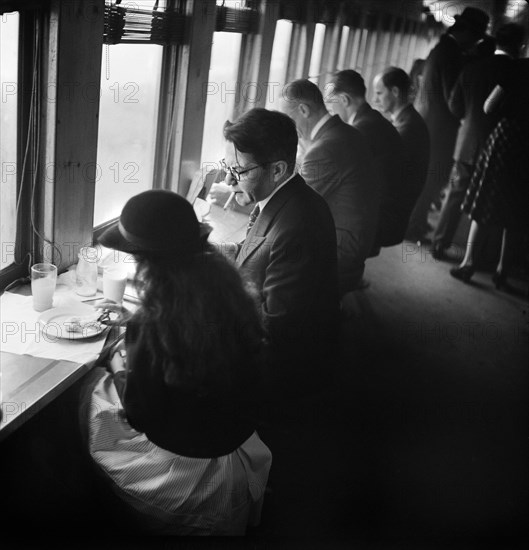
(431, 23, 525, 259)
(372, 66, 430, 245)
(280, 78, 381, 294)
(406, 6, 490, 244)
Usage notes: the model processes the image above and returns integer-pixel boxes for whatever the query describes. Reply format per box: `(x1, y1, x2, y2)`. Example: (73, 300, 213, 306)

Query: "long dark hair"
(131, 246, 264, 393)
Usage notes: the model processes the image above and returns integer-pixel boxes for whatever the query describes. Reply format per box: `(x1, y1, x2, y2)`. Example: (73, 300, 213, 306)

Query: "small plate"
(38, 307, 108, 340)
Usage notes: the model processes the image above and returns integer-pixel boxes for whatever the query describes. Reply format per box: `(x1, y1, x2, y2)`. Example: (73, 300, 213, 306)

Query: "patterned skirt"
(87, 372, 272, 535)
(463, 116, 529, 230)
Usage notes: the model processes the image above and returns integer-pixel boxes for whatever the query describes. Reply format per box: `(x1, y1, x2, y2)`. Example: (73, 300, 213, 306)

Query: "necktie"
(246, 205, 260, 235)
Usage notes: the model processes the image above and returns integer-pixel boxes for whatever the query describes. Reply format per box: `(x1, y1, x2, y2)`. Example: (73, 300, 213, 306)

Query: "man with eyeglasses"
(220, 107, 339, 400)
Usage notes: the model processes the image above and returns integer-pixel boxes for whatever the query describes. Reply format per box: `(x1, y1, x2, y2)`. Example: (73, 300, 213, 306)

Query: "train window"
(388, 24, 404, 67)
(398, 31, 412, 71)
(348, 26, 362, 70)
(336, 26, 350, 70)
(308, 23, 326, 83)
(201, 31, 242, 166)
(376, 27, 392, 72)
(93, 44, 162, 226)
(355, 26, 369, 72)
(0, 11, 19, 270)
(266, 20, 293, 110)
(362, 27, 379, 94)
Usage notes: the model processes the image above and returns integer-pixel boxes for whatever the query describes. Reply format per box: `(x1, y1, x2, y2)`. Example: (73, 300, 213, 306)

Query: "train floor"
(252, 239, 529, 547)
(2, 238, 528, 549)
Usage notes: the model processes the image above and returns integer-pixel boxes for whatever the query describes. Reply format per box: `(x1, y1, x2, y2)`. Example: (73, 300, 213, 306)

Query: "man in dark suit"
(431, 23, 525, 259)
(327, 69, 405, 250)
(222, 108, 339, 397)
(280, 79, 380, 294)
(408, 6, 490, 244)
(372, 67, 430, 245)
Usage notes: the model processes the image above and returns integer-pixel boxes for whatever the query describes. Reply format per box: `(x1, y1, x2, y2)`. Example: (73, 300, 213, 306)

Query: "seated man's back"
(280, 78, 381, 294)
(372, 67, 431, 246)
(301, 115, 381, 293)
(352, 103, 406, 247)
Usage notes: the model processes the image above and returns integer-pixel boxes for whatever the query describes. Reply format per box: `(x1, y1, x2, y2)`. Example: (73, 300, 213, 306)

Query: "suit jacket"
(449, 53, 512, 164)
(301, 115, 381, 293)
(415, 33, 462, 163)
(391, 104, 430, 243)
(236, 175, 339, 395)
(352, 103, 406, 248)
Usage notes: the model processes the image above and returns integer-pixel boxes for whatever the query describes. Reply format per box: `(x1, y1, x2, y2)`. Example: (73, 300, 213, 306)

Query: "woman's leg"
(459, 220, 482, 267)
(450, 220, 487, 283)
(493, 228, 513, 289)
(496, 228, 509, 275)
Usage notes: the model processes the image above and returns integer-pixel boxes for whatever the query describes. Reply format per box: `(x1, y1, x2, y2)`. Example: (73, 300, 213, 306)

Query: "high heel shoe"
(492, 270, 507, 290)
(450, 265, 475, 283)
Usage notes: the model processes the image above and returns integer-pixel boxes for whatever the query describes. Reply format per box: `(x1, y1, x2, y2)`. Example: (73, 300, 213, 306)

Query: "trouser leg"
(406, 155, 452, 239)
(432, 160, 473, 248)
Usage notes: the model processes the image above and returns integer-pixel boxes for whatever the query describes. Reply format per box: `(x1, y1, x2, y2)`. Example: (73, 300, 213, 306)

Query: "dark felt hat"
(453, 7, 489, 37)
(98, 190, 211, 256)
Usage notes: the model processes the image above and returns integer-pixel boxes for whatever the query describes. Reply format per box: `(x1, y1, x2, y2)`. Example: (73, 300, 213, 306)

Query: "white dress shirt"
(310, 113, 332, 140)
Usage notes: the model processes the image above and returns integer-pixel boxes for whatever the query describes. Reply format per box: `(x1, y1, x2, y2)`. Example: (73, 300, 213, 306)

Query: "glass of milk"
(31, 263, 57, 311)
(102, 267, 128, 304)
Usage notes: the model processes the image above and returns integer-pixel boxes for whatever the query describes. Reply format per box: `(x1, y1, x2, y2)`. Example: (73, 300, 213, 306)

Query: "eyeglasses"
(219, 159, 263, 182)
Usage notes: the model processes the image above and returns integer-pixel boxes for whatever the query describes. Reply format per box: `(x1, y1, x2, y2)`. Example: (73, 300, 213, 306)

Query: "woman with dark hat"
(82, 190, 271, 535)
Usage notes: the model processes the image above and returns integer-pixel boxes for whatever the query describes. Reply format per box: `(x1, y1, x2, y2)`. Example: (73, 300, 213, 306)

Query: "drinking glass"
(31, 263, 57, 311)
(102, 267, 128, 304)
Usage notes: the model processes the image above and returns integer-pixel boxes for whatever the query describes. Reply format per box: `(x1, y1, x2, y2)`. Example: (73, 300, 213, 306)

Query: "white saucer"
(38, 307, 108, 340)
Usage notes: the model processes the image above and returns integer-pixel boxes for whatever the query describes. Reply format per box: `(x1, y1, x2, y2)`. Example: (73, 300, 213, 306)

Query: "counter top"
(0, 351, 92, 442)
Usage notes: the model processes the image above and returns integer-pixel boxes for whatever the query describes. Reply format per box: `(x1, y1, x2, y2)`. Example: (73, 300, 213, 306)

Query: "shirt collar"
(390, 103, 409, 123)
(350, 102, 369, 124)
(310, 113, 332, 140)
(258, 172, 296, 213)
(494, 49, 511, 57)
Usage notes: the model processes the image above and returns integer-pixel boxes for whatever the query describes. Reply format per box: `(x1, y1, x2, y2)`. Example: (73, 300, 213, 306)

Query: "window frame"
(1, 0, 218, 290)
(0, 9, 34, 290)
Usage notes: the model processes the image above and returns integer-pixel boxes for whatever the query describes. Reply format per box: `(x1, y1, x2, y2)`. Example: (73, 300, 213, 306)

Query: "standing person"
(279, 78, 381, 294)
(407, 6, 490, 244)
(327, 69, 405, 251)
(432, 24, 524, 260)
(372, 66, 430, 245)
(83, 190, 272, 535)
(450, 57, 529, 288)
(408, 58, 425, 103)
(222, 108, 340, 397)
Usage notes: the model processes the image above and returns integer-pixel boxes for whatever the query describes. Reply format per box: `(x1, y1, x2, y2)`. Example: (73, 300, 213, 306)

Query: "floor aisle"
(255, 243, 528, 546)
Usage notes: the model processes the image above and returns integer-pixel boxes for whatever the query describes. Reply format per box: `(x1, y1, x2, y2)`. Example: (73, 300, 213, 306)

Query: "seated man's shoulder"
(274, 177, 330, 215)
(376, 110, 399, 135)
(402, 109, 430, 140)
(312, 122, 366, 153)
